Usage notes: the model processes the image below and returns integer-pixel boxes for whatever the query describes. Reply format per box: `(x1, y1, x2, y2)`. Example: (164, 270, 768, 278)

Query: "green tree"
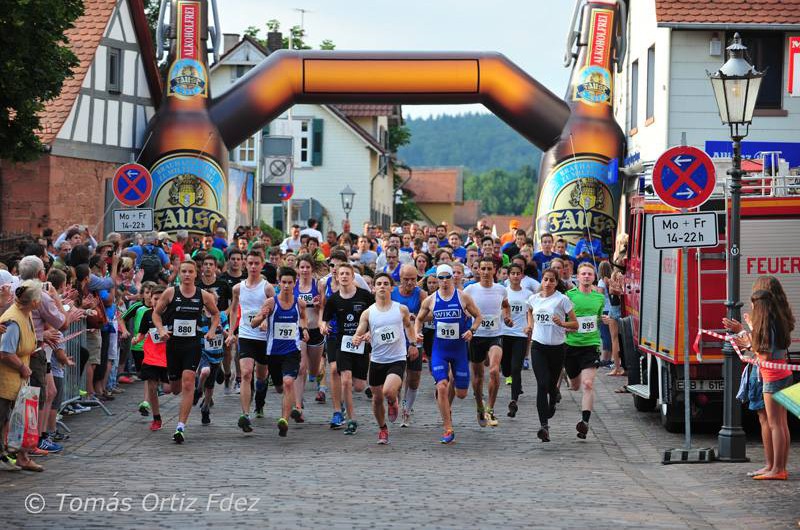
(464, 165, 538, 216)
(244, 20, 332, 51)
(390, 125, 421, 222)
(0, 0, 84, 161)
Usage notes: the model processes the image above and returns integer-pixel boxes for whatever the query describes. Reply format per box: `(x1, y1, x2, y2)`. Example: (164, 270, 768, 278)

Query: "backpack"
(140, 246, 163, 282)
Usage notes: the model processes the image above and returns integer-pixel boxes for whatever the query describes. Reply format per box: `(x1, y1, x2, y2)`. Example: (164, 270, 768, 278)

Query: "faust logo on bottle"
(152, 154, 224, 233)
(536, 154, 619, 249)
(168, 1, 207, 99)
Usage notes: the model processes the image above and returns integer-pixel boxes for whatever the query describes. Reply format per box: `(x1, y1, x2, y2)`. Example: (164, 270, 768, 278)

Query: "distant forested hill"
(398, 112, 542, 173)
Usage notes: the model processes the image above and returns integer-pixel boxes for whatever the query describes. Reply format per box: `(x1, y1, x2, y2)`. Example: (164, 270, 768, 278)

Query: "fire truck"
(620, 154, 800, 431)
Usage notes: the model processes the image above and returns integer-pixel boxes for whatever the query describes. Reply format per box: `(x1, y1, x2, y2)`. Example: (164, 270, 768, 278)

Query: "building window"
(734, 32, 784, 109)
(108, 48, 122, 94)
(231, 65, 249, 82)
(237, 135, 256, 163)
(646, 45, 655, 121)
(630, 60, 639, 132)
(298, 119, 311, 166)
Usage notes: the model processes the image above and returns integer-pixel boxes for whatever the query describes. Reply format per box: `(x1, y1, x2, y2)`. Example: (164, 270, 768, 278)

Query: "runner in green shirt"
(121, 281, 157, 415)
(565, 262, 610, 440)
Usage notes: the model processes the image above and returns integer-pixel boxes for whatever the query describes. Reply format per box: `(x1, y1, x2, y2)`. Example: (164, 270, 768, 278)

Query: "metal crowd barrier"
(57, 321, 112, 432)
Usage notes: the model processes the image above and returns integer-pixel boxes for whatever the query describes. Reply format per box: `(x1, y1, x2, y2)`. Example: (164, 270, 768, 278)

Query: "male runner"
(464, 257, 513, 427)
(321, 263, 374, 435)
(391, 264, 423, 427)
(565, 262, 609, 439)
(152, 261, 220, 443)
(197, 254, 232, 312)
(317, 250, 370, 428)
(415, 264, 481, 444)
(196, 299, 229, 425)
(226, 250, 275, 432)
(220, 249, 246, 394)
(251, 267, 309, 436)
(353, 273, 417, 444)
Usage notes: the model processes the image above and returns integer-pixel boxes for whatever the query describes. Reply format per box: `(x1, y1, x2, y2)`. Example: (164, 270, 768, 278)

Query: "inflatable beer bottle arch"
(140, 0, 228, 234)
(536, 0, 627, 255)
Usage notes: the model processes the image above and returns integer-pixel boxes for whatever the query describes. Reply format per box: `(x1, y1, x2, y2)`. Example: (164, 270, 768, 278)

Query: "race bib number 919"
(436, 322, 459, 340)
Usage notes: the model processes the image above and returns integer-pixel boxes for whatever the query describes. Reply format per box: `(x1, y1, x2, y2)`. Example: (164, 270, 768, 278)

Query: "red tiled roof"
(656, 0, 800, 26)
(400, 167, 463, 203)
(335, 104, 399, 117)
(38, 0, 161, 144)
(454, 200, 482, 228)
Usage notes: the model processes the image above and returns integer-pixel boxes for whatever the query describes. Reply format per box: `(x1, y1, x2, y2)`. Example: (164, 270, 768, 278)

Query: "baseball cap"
(435, 264, 454, 277)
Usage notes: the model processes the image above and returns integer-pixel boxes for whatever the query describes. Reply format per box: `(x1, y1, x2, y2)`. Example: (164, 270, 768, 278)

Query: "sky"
(217, 0, 576, 118)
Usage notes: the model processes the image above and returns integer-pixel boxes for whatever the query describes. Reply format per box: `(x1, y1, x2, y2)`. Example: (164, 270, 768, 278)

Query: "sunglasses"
(436, 274, 452, 280)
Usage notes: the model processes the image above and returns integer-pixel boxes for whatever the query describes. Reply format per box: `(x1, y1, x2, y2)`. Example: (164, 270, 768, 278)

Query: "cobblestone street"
(2, 366, 798, 529)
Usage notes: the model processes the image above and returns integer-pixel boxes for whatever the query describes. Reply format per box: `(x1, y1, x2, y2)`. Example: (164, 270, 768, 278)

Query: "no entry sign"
(113, 163, 153, 207)
(652, 146, 716, 209)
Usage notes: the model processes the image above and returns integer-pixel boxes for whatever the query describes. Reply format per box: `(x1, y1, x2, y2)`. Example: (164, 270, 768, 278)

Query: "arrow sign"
(652, 146, 716, 209)
(113, 163, 152, 207)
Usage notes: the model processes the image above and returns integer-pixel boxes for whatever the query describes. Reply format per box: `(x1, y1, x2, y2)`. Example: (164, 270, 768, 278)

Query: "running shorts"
(468, 336, 502, 364)
(369, 360, 406, 387)
(564, 344, 600, 380)
(238, 338, 268, 365)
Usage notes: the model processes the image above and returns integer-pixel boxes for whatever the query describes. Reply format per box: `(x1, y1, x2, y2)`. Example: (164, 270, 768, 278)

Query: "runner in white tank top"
(226, 251, 275, 432)
(352, 273, 417, 444)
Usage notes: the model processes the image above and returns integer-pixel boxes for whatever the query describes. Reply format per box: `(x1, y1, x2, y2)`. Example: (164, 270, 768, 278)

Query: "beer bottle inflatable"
(535, 0, 626, 254)
(140, 0, 228, 234)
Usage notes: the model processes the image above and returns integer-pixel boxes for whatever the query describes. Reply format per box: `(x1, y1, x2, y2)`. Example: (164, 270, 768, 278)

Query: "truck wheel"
(634, 394, 656, 412)
(660, 403, 683, 433)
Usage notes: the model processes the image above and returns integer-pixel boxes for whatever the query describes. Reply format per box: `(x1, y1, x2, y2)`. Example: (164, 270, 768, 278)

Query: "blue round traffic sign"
(113, 163, 152, 207)
(652, 146, 716, 209)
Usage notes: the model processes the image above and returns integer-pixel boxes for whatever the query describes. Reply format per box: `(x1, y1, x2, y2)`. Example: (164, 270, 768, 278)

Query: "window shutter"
(311, 118, 324, 166)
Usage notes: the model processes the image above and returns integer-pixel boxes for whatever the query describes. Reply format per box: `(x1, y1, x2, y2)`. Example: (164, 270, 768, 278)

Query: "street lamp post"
(340, 184, 356, 222)
(708, 33, 764, 462)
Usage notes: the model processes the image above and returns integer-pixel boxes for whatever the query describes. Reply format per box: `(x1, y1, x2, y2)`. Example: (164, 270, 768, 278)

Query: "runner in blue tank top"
(252, 267, 309, 437)
(415, 264, 482, 444)
(391, 264, 424, 427)
(294, 255, 325, 407)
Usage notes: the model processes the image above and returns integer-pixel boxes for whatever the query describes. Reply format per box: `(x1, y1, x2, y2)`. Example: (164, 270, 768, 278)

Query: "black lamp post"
(340, 184, 356, 221)
(708, 33, 764, 462)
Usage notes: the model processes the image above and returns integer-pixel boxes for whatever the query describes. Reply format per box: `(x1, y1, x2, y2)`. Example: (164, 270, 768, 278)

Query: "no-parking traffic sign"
(113, 163, 152, 207)
(652, 146, 716, 209)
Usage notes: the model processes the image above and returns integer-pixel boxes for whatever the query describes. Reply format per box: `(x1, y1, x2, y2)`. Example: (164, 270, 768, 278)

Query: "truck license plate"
(676, 380, 725, 392)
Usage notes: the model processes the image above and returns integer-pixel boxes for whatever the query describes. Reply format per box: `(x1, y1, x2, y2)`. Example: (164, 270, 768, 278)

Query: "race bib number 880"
(173, 319, 197, 337)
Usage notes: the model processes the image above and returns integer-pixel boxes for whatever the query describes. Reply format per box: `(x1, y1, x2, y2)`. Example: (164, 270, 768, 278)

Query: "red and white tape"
(58, 329, 86, 345)
(694, 329, 800, 371)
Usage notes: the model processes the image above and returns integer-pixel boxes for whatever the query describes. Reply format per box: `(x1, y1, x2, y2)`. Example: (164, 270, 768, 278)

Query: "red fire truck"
(620, 159, 800, 431)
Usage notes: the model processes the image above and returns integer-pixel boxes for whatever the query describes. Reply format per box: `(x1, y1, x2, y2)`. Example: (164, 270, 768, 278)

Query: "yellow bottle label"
(151, 153, 225, 233)
(536, 154, 619, 252)
(168, 1, 208, 99)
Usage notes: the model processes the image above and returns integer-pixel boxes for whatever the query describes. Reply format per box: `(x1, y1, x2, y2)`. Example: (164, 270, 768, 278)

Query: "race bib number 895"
(341, 335, 366, 354)
(577, 316, 597, 334)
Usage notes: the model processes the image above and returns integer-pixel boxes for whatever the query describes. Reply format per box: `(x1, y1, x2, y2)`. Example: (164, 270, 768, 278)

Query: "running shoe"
(476, 406, 487, 428)
(150, 419, 162, 431)
(522, 358, 530, 370)
(364, 388, 373, 399)
(118, 376, 133, 384)
(505, 376, 512, 386)
(277, 418, 289, 437)
(576, 420, 588, 440)
(507, 400, 518, 418)
(38, 437, 63, 453)
(29, 447, 49, 457)
(193, 387, 202, 406)
(537, 426, 550, 442)
(440, 429, 455, 444)
(201, 407, 211, 425)
(548, 399, 557, 419)
(51, 431, 69, 442)
(238, 414, 253, 433)
(330, 411, 345, 429)
(344, 419, 358, 435)
(486, 408, 499, 427)
(0, 454, 21, 472)
(138, 401, 151, 416)
(111, 387, 124, 394)
(233, 381, 241, 395)
(315, 389, 326, 403)
(173, 426, 185, 444)
(377, 426, 389, 445)
(400, 408, 411, 428)
(388, 400, 399, 424)
(290, 408, 305, 423)
(255, 407, 264, 419)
